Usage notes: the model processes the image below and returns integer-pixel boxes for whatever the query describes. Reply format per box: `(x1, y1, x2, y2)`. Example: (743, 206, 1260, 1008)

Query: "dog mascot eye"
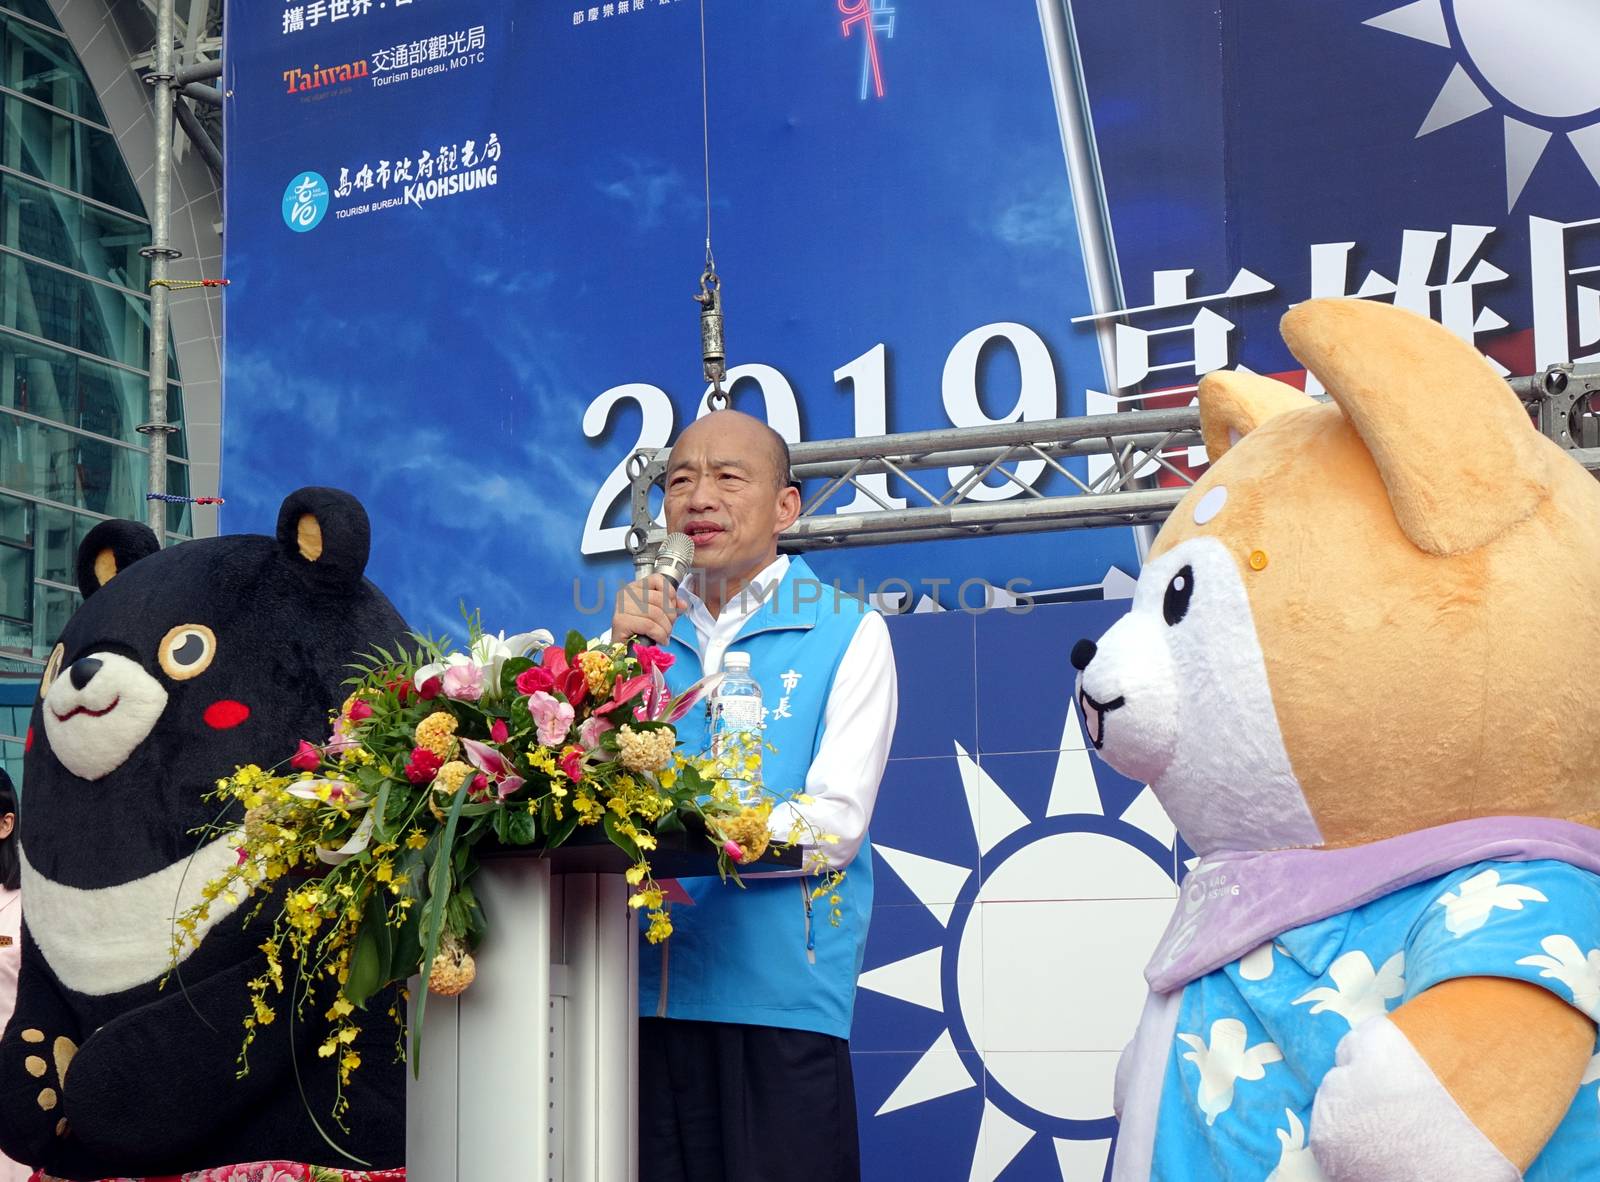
(38, 644, 64, 697)
(1163, 566, 1195, 626)
(158, 625, 217, 680)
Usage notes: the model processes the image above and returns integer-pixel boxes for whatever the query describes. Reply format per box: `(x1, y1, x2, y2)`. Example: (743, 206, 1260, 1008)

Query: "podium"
(405, 831, 797, 1181)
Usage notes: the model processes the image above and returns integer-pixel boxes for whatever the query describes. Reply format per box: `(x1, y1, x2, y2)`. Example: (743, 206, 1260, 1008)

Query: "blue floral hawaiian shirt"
(1148, 859, 1600, 1181)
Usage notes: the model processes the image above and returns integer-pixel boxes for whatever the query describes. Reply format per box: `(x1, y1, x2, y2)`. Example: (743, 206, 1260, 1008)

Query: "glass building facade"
(0, 0, 191, 784)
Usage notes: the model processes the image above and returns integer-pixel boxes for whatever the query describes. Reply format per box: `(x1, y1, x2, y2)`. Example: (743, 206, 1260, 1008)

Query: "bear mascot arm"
(1080, 300, 1600, 1182)
(0, 489, 410, 1179)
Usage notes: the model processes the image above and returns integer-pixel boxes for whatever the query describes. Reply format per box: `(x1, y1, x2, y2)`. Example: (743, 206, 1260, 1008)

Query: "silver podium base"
(406, 859, 639, 1181)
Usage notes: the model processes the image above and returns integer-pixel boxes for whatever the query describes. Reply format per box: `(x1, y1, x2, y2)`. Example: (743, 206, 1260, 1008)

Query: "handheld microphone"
(651, 532, 696, 591)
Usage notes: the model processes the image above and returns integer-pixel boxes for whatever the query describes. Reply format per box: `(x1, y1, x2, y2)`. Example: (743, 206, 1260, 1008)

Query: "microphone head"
(653, 532, 696, 588)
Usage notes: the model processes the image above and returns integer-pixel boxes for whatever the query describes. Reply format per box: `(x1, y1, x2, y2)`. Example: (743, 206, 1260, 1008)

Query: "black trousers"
(639, 1018, 861, 1182)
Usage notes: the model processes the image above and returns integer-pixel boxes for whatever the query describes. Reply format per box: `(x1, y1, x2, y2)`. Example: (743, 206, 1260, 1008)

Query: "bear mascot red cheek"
(0, 487, 410, 1182)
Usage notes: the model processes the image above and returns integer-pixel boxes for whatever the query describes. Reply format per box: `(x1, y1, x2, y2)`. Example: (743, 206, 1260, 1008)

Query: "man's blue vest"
(637, 557, 877, 1040)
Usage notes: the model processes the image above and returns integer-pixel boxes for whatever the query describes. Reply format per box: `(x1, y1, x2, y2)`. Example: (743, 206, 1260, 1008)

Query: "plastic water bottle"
(709, 651, 763, 805)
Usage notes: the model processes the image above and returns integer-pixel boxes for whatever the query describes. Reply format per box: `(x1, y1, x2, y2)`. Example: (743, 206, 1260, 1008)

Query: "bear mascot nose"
(1070, 639, 1097, 672)
(67, 657, 102, 691)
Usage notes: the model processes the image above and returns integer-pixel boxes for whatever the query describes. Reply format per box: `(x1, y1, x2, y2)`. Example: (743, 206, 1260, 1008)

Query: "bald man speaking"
(612, 411, 897, 1182)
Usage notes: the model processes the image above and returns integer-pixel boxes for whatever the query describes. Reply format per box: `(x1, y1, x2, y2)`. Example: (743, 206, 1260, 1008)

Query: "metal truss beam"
(626, 363, 1600, 571)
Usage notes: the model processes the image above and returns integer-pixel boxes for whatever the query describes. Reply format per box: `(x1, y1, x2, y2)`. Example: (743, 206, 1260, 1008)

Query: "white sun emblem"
(861, 699, 1181, 1181)
(1365, 0, 1600, 208)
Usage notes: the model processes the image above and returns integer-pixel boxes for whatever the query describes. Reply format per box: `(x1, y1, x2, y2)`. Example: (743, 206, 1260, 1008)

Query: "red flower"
(515, 666, 555, 696)
(347, 698, 374, 723)
(404, 747, 443, 784)
(469, 773, 490, 798)
(632, 643, 675, 674)
(289, 740, 321, 771)
(418, 675, 443, 701)
(559, 668, 588, 708)
(490, 717, 510, 744)
(540, 647, 587, 707)
(560, 746, 585, 784)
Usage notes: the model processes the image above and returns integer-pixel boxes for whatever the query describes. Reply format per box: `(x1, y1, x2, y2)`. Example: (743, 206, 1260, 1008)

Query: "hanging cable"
(695, 0, 728, 410)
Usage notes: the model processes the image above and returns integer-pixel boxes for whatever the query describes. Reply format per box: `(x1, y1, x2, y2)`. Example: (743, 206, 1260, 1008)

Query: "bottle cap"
(723, 651, 751, 672)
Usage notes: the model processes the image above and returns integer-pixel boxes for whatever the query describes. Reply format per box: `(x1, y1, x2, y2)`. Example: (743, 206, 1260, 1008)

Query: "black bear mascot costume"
(0, 488, 408, 1181)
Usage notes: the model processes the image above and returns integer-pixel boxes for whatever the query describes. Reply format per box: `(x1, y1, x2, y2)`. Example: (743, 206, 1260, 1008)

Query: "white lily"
(414, 629, 553, 701)
(285, 779, 369, 809)
(473, 629, 554, 699)
(315, 810, 375, 866)
(281, 780, 376, 865)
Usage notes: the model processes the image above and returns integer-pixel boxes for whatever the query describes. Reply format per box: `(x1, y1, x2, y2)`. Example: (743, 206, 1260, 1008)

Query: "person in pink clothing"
(0, 772, 24, 1182)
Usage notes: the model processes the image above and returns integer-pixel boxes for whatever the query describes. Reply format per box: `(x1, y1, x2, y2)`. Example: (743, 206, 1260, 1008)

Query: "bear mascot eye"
(158, 625, 217, 680)
(38, 644, 64, 697)
(1163, 565, 1195, 627)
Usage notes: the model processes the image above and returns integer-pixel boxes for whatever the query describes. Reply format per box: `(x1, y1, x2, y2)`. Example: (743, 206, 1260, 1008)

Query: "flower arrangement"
(170, 623, 838, 1118)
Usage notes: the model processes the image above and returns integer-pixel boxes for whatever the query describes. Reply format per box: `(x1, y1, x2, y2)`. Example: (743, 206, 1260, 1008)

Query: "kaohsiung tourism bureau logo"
(282, 171, 330, 232)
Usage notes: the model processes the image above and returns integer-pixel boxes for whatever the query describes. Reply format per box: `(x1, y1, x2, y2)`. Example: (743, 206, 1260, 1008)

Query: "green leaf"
(502, 807, 537, 846)
(564, 630, 586, 660)
(602, 813, 640, 861)
(387, 862, 424, 982)
(500, 657, 534, 697)
(410, 785, 467, 1078)
(546, 808, 579, 848)
(656, 809, 685, 835)
(343, 888, 392, 1009)
(369, 782, 394, 843)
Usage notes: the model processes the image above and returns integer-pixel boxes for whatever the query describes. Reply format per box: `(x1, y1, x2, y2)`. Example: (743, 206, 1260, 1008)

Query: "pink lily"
(461, 737, 526, 800)
(665, 672, 725, 723)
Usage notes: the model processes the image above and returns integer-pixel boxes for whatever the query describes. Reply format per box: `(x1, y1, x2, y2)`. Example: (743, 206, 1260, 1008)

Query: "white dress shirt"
(680, 556, 897, 871)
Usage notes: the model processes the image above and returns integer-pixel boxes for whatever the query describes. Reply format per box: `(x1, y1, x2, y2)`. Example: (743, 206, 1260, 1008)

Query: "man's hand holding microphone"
(611, 533, 695, 645)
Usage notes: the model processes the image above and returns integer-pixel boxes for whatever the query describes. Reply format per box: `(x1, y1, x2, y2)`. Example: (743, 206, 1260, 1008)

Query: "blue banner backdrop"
(223, 2, 1600, 1178)
(223, 0, 1134, 641)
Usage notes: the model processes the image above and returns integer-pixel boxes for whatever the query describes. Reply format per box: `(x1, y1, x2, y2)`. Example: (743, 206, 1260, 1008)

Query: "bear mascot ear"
(275, 486, 373, 589)
(76, 520, 160, 599)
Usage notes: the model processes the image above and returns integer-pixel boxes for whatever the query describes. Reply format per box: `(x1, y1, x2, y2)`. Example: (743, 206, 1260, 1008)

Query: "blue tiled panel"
(853, 902, 977, 1053)
(974, 599, 1132, 755)
(853, 1047, 986, 1180)
(869, 757, 979, 897)
(973, 749, 1150, 847)
(884, 610, 977, 758)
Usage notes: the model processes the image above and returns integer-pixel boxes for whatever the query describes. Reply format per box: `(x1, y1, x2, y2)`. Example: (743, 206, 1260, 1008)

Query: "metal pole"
(1035, 0, 1159, 561)
(139, 0, 180, 544)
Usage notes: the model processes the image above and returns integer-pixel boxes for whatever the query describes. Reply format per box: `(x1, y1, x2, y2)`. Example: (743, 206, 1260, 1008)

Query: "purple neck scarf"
(1145, 816, 1600, 993)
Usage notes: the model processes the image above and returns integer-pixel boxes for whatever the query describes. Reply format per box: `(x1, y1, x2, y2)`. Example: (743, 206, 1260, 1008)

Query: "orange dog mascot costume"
(1075, 299, 1600, 1181)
